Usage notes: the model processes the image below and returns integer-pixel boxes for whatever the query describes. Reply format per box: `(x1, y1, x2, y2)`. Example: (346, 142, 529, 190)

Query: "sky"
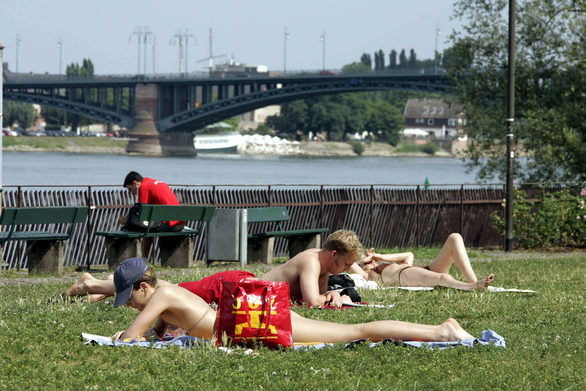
(1, 0, 461, 76)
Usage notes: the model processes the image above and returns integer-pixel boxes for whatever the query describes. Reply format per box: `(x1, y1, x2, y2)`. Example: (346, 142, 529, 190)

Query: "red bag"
(215, 279, 293, 349)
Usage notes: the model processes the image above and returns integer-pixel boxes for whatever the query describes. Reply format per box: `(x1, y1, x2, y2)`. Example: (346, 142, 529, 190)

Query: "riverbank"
(2, 136, 453, 157)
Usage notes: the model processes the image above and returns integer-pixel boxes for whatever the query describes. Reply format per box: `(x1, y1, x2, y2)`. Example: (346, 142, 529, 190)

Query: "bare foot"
(64, 273, 95, 296)
(443, 318, 475, 341)
(474, 274, 494, 291)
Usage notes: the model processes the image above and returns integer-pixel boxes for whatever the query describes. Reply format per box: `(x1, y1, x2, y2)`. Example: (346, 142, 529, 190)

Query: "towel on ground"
(82, 329, 505, 351)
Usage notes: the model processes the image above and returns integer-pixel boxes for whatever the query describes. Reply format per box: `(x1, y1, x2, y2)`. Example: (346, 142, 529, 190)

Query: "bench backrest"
(246, 207, 290, 224)
(0, 206, 89, 242)
(138, 205, 216, 225)
(0, 206, 89, 226)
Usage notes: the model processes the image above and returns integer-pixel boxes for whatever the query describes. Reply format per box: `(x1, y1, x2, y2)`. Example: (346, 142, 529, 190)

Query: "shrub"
(421, 142, 439, 155)
(351, 141, 365, 155)
(491, 187, 586, 248)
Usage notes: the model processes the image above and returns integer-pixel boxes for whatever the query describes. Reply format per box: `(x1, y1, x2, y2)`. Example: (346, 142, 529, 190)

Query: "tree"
(375, 49, 385, 71)
(408, 49, 417, 68)
(360, 53, 372, 69)
(266, 100, 308, 138)
(398, 49, 408, 69)
(65, 58, 96, 131)
(365, 101, 403, 145)
(389, 49, 397, 69)
(447, 0, 586, 182)
(3, 101, 36, 129)
(341, 62, 371, 74)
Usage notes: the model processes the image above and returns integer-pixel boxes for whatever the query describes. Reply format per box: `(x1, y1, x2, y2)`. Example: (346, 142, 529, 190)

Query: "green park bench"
(246, 206, 329, 264)
(95, 204, 215, 269)
(0, 206, 89, 274)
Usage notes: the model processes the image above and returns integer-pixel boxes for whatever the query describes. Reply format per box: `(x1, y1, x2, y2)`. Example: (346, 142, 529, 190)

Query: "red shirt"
(137, 177, 181, 226)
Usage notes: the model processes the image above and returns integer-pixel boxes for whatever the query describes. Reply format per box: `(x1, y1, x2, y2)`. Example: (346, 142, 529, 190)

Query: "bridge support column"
(126, 110, 163, 156)
(160, 132, 197, 157)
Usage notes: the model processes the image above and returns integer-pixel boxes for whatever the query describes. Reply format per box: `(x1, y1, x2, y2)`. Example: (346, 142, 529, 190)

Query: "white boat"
(193, 132, 243, 154)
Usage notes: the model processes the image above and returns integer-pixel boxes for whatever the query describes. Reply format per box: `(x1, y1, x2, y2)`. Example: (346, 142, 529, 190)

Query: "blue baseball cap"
(113, 258, 149, 308)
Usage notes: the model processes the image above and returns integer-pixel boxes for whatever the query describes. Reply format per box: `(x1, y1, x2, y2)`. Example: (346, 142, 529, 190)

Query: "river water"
(2, 151, 483, 187)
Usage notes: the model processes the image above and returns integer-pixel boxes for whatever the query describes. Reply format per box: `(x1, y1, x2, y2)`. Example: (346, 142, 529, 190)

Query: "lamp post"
(434, 24, 441, 74)
(505, 0, 516, 252)
(320, 30, 326, 71)
(143, 27, 153, 75)
(283, 27, 290, 73)
(56, 37, 63, 74)
(152, 36, 157, 74)
(129, 26, 143, 74)
(170, 30, 185, 74)
(15, 34, 22, 73)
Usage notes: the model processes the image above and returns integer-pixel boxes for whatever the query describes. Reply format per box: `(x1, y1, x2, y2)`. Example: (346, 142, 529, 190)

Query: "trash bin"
(206, 209, 248, 267)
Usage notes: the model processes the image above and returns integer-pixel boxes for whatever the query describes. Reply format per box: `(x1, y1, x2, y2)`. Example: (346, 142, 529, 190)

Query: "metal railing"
(0, 183, 576, 270)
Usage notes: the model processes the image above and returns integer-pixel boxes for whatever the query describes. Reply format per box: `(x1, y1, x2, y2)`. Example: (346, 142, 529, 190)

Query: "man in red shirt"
(120, 171, 184, 257)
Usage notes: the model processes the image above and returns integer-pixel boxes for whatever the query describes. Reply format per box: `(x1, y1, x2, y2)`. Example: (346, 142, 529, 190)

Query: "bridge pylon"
(125, 110, 197, 156)
(126, 110, 163, 155)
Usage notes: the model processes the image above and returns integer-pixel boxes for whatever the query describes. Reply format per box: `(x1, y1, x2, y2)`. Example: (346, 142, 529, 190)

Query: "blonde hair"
(323, 229, 364, 261)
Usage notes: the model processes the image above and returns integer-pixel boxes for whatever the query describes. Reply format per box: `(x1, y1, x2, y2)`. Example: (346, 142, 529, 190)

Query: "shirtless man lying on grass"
(64, 229, 362, 308)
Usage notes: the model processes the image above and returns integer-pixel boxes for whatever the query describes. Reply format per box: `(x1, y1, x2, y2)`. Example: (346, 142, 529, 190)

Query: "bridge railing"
(0, 183, 573, 270)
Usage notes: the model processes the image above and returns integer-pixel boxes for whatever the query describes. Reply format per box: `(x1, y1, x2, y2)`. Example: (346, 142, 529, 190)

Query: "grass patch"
(0, 252, 584, 390)
(3, 136, 128, 151)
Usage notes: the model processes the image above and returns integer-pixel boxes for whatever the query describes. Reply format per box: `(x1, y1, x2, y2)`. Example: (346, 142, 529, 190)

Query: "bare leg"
(428, 233, 478, 282)
(399, 268, 494, 291)
(290, 312, 474, 343)
(64, 273, 115, 301)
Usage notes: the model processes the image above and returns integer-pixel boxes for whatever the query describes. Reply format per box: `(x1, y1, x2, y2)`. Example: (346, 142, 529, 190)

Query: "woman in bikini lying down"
(349, 233, 494, 291)
(111, 258, 475, 344)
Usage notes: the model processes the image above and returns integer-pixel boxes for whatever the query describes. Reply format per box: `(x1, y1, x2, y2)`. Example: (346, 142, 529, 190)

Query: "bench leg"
(26, 240, 63, 275)
(247, 237, 275, 264)
(159, 236, 193, 268)
(288, 234, 322, 259)
(104, 237, 140, 271)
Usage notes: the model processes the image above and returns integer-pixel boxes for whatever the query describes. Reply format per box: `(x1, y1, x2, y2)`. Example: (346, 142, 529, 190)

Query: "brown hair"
(132, 267, 157, 290)
(322, 229, 364, 261)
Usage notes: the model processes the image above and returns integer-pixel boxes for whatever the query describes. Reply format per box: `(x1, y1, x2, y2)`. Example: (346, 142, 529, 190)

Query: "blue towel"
(83, 329, 505, 350)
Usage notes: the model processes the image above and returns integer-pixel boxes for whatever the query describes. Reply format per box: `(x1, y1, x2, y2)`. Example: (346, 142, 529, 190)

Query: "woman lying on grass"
(111, 258, 474, 344)
(350, 233, 494, 291)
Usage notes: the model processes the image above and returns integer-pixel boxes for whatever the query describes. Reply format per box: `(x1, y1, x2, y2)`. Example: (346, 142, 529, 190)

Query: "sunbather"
(63, 267, 255, 305)
(65, 229, 363, 308)
(111, 258, 475, 343)
(349, 233, 494, 291)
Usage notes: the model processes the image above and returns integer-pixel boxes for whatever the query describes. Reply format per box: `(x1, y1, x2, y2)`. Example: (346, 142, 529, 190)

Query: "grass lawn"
(0, 250, 584, 390)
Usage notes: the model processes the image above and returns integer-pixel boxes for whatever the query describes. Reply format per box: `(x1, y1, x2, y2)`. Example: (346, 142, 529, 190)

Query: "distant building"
(403, 98, 465, 139)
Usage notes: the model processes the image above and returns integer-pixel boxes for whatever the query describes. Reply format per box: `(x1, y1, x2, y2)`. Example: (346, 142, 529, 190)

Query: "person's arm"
(298, 261, 351, 307)
(297, 260, 339, 307)
(349, 262, 369, 279)
(150, 317, 169, 339)
(366, 248, 414, 265)
(113, 291, 169, 341)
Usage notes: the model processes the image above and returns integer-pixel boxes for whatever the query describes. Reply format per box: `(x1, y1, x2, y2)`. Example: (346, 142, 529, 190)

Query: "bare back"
(261, 249, 328, 303)
(124, 285, 217, 340)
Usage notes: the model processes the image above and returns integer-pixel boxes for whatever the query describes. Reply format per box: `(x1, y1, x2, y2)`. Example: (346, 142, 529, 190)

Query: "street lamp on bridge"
(320, 30, 326, 71)
(15, 34, 22, 73)
(129, 26, 144, 74)
(171, 29, 196, 75)
(283, 27, 290, 74)
(56, 36, 63, 75)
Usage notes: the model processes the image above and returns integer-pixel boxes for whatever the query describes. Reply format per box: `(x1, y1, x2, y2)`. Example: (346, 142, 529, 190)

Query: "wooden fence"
(0, 183, 567, 270)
